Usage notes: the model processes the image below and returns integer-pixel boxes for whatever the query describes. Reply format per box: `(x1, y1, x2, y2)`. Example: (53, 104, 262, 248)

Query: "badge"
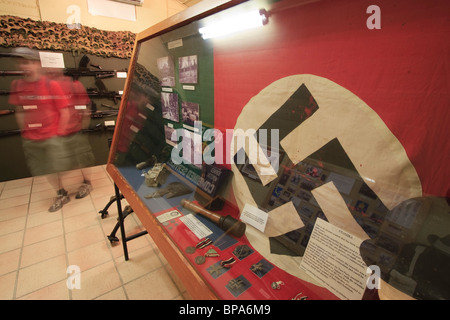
(195, 255, 206, 265)
(185, 246, 196, 254)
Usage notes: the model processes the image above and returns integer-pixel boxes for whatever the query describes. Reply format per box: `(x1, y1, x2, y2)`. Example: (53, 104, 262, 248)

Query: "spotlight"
(199, 9, 269, 40)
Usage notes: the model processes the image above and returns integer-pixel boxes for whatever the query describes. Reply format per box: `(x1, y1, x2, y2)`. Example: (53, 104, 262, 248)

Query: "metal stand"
(101, 183, 148, 261)
(98, 193, 124, 219)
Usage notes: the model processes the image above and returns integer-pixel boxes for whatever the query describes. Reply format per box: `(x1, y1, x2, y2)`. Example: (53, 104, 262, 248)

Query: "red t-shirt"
(9, 76, 70, 140)
(55, 76, 90, 135)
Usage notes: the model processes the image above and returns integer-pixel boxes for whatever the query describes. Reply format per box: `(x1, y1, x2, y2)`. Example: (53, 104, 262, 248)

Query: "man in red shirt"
(46, 68, 95, 200)
(8, 47, 74, 211)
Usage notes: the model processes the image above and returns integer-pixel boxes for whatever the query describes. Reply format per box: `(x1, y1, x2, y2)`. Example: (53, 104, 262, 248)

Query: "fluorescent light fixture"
(199, 9, 269, 40)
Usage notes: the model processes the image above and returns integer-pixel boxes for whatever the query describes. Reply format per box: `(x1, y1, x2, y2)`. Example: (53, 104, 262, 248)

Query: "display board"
(107, 0, 450, 300)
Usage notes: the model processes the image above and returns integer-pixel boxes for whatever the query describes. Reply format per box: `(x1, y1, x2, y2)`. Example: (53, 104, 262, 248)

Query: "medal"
(292, 292, 308, 300)
(271, 281, 285, 290)
(220, 257, 236, 268)
(195, 255, 206, 265)
(205, 248, 219, 257)
(185, 246, 196, 254)
(188, 238, 218, 264)
(196, 238, 212, 249)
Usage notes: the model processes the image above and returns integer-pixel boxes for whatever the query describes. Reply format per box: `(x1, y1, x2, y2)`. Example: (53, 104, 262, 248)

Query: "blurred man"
(8, 47, 74, 211)
(46, 68, 95, 200)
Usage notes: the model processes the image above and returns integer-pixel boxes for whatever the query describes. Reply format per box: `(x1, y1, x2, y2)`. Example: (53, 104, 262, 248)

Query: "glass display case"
(106, 0, 450, 300)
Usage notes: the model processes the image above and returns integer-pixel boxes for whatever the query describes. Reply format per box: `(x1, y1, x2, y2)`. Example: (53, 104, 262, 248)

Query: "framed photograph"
(164, 125, 177, 146)
(161, 92, 179, 122)
(181, 101, 200, 126)
(182, 129, 202, 168)
(178, 55, 198, 84)
(157, 56, 175, 87)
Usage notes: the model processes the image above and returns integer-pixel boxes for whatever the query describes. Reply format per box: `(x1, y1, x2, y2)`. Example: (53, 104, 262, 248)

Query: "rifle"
(0, 54, 125, 80)
(90, 110, 119, 118)
(0, 109, 15, 116)
(0, 68, 118, 79)
(87, 79, 122, 104)
(0, 128, 20, 137)
(0, 70, 26, 77)
(0, 122, 114, 138)
(86, 88, 122, 104)
(64, 55, 123, 80)
(64, 68, 116, 80)
(1, 78, 122, 104)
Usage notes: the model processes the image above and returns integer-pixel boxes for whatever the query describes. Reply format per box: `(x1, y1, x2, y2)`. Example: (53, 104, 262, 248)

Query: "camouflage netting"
(0, 15, 136, 59)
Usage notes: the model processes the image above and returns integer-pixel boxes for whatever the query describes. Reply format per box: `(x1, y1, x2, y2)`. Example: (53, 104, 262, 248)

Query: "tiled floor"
(0, 165, 190, 300)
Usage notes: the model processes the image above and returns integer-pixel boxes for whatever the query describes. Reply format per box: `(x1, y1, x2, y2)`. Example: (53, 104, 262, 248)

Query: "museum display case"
(106, 0, 450, 300)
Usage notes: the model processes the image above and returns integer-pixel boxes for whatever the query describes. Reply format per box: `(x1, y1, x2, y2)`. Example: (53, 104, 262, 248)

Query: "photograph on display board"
(178, 55, 198, 84)
(164, 125, 177, 147)
(161, 92, 179, 122)
(181, 101, 199, 126)
(182, 129, 202, 168)
(157, 56, 175, 87)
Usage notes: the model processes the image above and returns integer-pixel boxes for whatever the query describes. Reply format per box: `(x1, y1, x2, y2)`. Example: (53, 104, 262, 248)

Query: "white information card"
(179, 214, 213, 240)
(240, 203, 268, 233)
(300, 218, 369, 300)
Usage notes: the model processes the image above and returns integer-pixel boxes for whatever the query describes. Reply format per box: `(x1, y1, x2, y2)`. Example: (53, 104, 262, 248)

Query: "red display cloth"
(214, 0, 449, 198)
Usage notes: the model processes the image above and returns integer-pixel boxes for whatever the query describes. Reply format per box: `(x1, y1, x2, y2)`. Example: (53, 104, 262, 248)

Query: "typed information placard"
(300, 218, 368, 300)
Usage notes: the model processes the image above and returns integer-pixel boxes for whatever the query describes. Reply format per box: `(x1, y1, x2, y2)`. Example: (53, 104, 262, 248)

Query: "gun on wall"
(0, 68, 117, 79)
(90, 110, 118, 118)
(86, 88, 122, 104)
(0, 122, 114, 138)
(0, 69, 116, 79)
(0, 128, 20, 137)
(63, 68, 116, 80)
(1, 78, 122, 104)
(1, 54, 124, 80)
(0, 109, 15, 116)
(87, 79, 122, 104)
(64, 55, 123, 80)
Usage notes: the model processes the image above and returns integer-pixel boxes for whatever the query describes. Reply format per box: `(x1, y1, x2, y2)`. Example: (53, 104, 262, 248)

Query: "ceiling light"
(199, 9, 269, 40)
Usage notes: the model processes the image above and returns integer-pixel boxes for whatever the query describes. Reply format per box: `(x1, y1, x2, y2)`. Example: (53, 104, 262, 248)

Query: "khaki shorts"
(22, 133, 94, 176)
(61, 133, 95, 169)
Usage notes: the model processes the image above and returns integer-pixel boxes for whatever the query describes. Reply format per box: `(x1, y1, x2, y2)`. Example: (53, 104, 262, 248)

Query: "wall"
(0, 0, 190, 181)
(0, 0, 188, 33)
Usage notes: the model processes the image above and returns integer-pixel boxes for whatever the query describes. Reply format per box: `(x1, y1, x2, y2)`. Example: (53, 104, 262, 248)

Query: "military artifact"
(144, 182, 192, 199)
(87, 79, 122, 104)
(136, 155, 157, 170)
(195, 255, 206, 265)
(197, 164, 231, 198)
(205, 248, 219, 257)
(0, 109, 14, 116)
(185, 246, 196, 254)
(144, 163, 168, 187)
(181, 199, 246, 238)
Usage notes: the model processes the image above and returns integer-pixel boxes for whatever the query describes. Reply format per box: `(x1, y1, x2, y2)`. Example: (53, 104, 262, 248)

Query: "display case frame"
(106, 0, 450, 301)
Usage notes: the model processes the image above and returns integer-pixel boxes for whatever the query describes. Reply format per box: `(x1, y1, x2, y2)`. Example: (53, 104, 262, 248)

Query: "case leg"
(99, 194, 124, 219)
(114, 183, 129, 261)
